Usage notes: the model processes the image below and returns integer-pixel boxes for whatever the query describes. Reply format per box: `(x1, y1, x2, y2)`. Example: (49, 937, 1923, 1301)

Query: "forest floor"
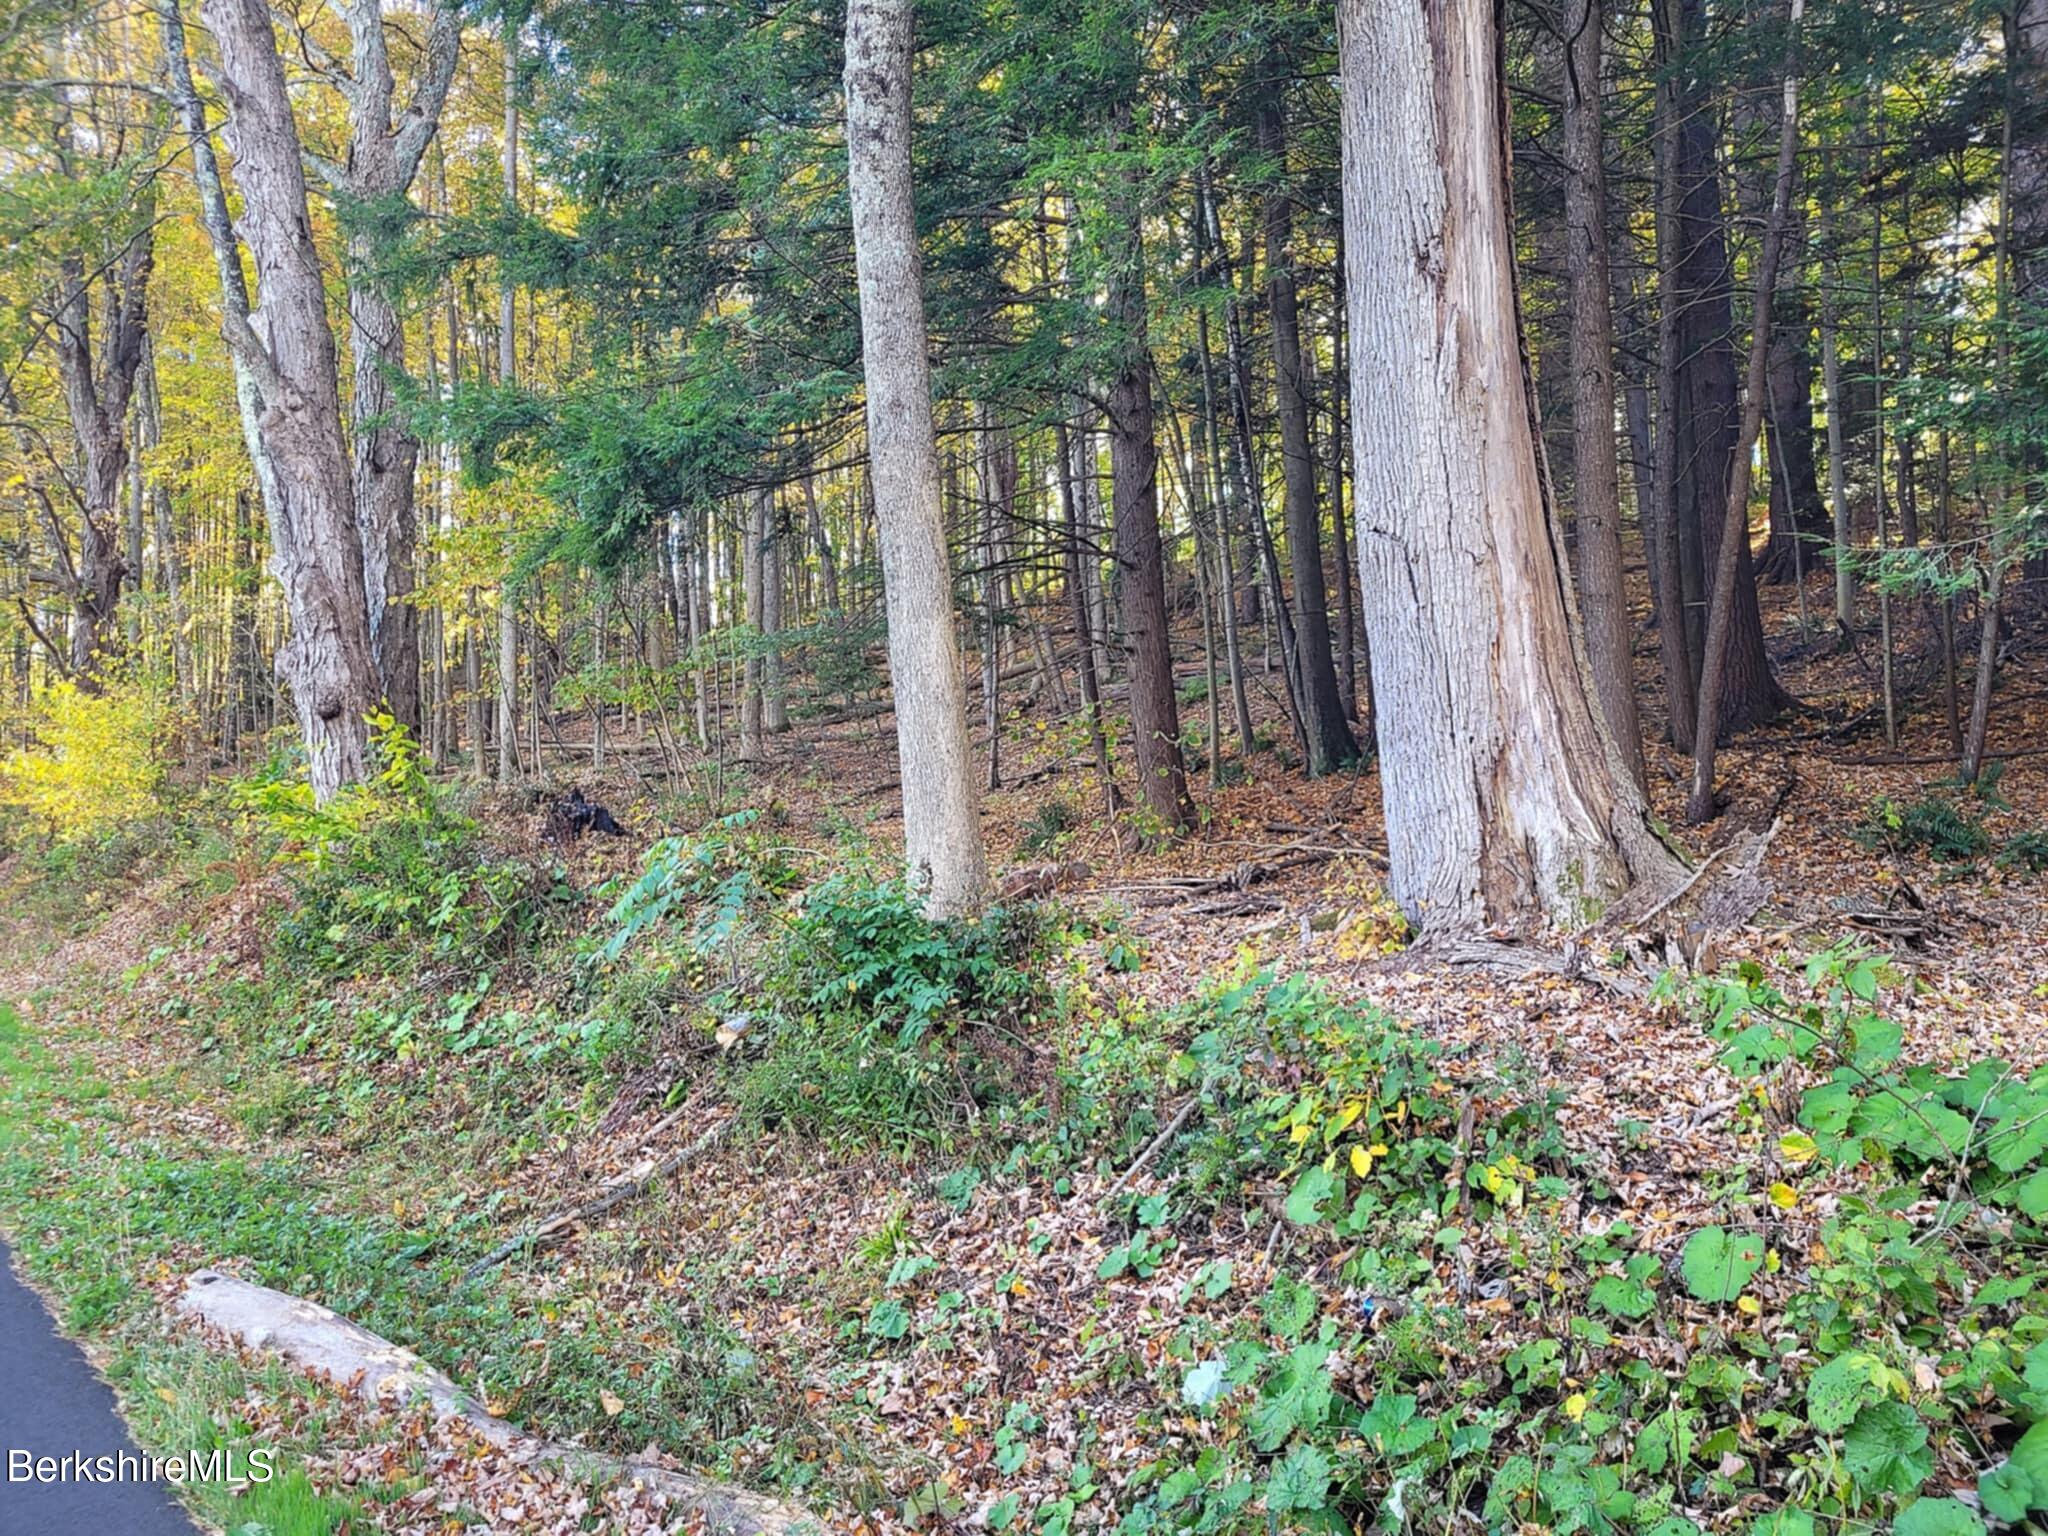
(2, 566, 2046, 1536)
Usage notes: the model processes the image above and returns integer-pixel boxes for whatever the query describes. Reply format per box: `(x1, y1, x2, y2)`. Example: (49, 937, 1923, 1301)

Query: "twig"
(1105, 1098, 1200, 1199)
(1635, 846, 1730, 929)
(461, 1114, 734, 1284)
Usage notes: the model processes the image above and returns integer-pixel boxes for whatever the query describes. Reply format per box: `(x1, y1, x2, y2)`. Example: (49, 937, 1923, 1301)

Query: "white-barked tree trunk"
(844, 0, 991, 917)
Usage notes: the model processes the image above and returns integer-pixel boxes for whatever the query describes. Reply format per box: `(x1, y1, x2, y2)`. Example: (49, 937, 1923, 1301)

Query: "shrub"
(1851, 792, 1990, 862)
(0, 675, 172, 842)
(1996, 828, 2048, 874)
(737, 877, 1059, 1148)
(1018, 797, 1078, 856)
(240, 715, 553, 967)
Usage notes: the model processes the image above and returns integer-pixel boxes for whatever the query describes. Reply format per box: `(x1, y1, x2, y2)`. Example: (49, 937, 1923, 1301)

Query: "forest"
(0, 0, 2045, 1530)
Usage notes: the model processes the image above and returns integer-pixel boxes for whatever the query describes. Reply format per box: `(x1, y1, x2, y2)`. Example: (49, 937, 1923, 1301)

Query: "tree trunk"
(763, 493, 787, 734)
(1685, 0, 1806, 823)
(1819, 138, 1855, 630)
(1658, 0, 1791, 735)
(1561, 0, 1646, 790)
(204, 0, 378, 802)
(1649, 23, 1698, 748)
(843, 0, 991, 916)
(1257, 68, 1358, 775)
(307, 3, 458, 734)
(1106, 118, 1195, 839)
(50, 226, 153, 682)
(740, 489, 767, 760)
(1338, 0, 1680, 933)
(1055, 413, 1117, 788)
(2012, 0, 2048, 308)
(1757, 299, 1827, 582)
(496, 15, 520, 782)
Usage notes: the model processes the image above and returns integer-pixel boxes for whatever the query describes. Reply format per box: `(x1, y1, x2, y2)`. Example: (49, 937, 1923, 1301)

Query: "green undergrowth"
(7, 777, 2048, 1533)
(0, 1002, 392, 1535)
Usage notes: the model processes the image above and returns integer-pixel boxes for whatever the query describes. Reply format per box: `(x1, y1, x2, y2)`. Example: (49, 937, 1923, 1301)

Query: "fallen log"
(176, 1270, 820, 1536)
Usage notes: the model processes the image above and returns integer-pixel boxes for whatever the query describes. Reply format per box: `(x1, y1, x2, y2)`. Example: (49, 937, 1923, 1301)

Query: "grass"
(0, 845, 870, 1513)
(0, 998, 388, 1534)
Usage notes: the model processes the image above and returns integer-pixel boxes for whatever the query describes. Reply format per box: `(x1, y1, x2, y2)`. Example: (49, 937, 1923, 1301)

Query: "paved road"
(0, 1237, 200, 1536)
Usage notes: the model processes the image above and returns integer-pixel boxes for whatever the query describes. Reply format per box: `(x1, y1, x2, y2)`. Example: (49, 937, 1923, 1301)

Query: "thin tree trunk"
(843, 0, 991, 914)
(1684, 0, 1806, 823)
(1257, 65, 1358, 774)
(763, 492, 787, 734)
(1819, 137, 1854, 631)
(740, 489, 766, 760)
(496, 14, 520, 781)
(1055, 412, 1117, 793)
(1561, 0, 1646, 790)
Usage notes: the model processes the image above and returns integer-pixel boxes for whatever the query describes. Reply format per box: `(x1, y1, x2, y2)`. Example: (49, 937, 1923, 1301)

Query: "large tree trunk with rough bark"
(844, 0, 991, 917)
(1338, 0, 1680, 934)
(205, 0, 379, 802)
(1561, 0, 1645, 791)
(310, 2, 458, 735)
(1257, 67, 1358, 776)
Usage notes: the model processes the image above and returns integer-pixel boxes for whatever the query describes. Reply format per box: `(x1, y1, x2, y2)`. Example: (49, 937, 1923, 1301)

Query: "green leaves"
(864, 1298, 911, 1340)
(1805, 1351, 1895, 1434)
(1842, 1401, 1933, 1497)
(1988, 1419, 2048, 1518)
(1892, 1498, 1986, 1536)
(1263, 1442, 1332, 1514)
(1283, 1165, 1337, 1225)
(1246, 1340, 1334, 1452)
(1680, 1227, 1764, 1303)
(1590, 1254, 1660, 1319)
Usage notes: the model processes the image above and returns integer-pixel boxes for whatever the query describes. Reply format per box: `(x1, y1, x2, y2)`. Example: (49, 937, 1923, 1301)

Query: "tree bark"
(1685, 0, 1806, 823)
(1338, 0, 1680, 932)
(1658, 0, 1791, 735)
(496, 14, 520, 782)
(2011, 0, 2048, 308)
(1561, 0, 1646, 790)
(1649, 21, 1698, 748)
(204, 0, 379, 802)
(762, 492, 787, 735)
(1106, 112, 1195, 839)
(843, 0, 991, 916)
(1256, 66, 1358, 775)
(50, 236, 151, 683)
(310, 0, 460, 736)
(1818, 137, 1855, 630)
(740, 489, 767, 760)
